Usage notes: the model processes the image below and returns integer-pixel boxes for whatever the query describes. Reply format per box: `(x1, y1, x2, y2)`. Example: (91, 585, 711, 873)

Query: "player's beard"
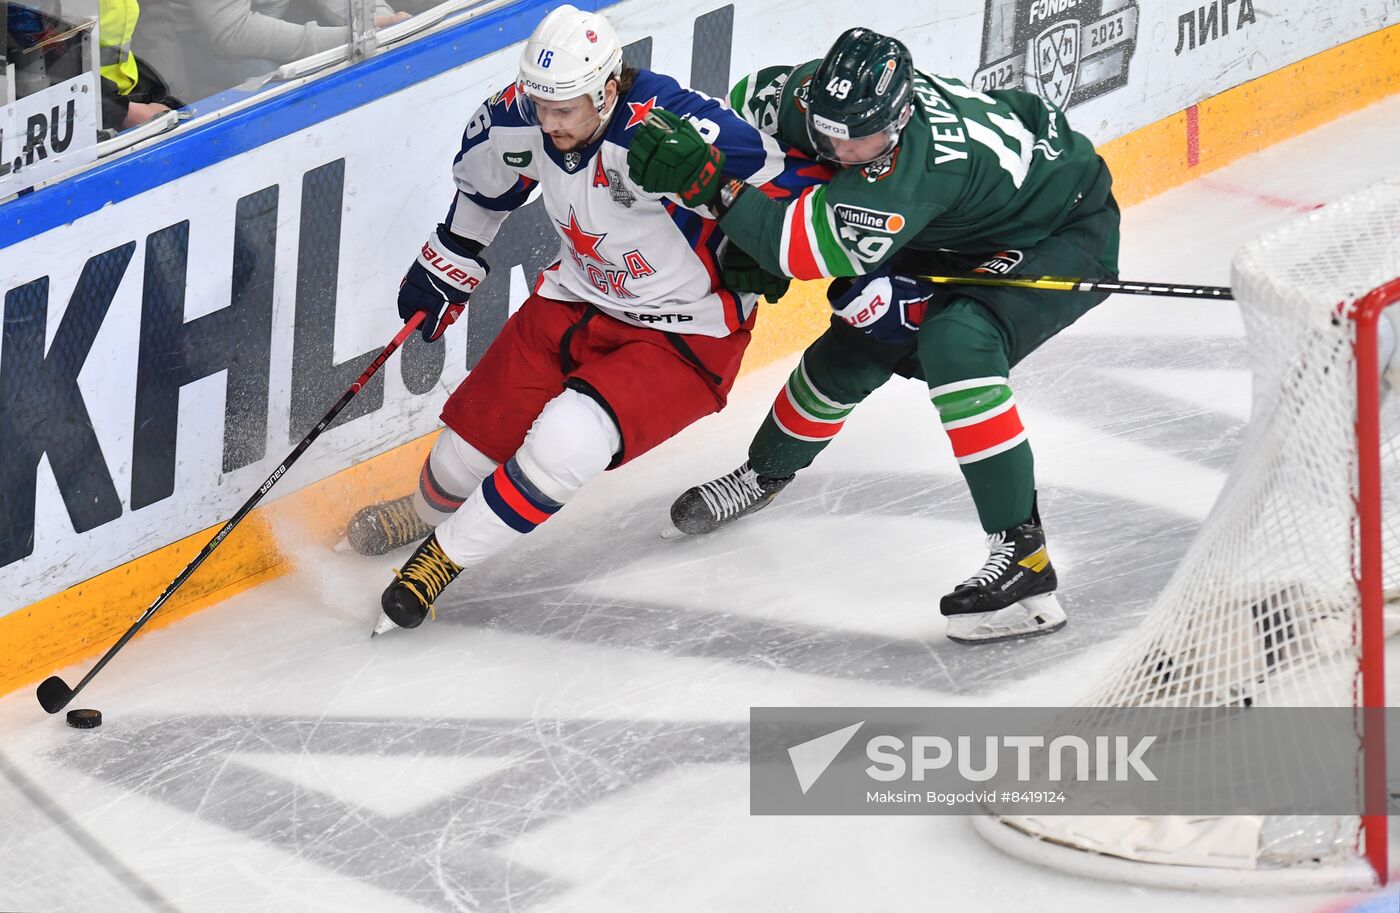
(545, 101, 615, 152)
(546, 132, 588, 152)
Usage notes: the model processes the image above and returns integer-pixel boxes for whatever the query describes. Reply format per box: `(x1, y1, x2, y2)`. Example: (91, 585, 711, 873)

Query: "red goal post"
(1351, 276, 1399, 887)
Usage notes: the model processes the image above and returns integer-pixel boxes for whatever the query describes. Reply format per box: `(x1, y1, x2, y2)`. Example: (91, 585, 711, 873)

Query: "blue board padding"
(1, 0, 620, 250)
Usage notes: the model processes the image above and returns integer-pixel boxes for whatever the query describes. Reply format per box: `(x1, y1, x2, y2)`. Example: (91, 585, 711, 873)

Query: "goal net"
(974, 177, 1400, 891)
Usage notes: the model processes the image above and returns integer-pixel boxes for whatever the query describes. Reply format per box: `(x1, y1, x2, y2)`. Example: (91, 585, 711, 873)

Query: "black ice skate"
(940, 514, 1066, 644)
(667, 462, 794, 537)
(345, 494, 434, 556)
(374, 534, 463, 636)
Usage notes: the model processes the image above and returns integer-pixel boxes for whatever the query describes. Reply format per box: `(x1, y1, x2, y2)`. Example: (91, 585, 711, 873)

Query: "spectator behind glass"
(134, 0, 410, 104)
(5, 1, 179, 132)
(98, 0, 185, 132)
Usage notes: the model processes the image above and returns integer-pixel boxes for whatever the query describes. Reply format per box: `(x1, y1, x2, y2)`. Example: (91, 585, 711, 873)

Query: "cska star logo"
(492, 80, 527, 114)
(556, 206, 611, 265)
(554, 207, 657, 300)
(625, 96, 659, 129)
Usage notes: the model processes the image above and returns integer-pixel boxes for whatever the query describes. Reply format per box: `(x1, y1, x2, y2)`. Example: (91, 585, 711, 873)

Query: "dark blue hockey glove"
(399, 225, 489, 342)
(828, 269, 938, 344)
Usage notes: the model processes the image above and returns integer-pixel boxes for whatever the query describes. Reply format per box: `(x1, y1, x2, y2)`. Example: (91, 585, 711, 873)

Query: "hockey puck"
(66, 708, 102, 729)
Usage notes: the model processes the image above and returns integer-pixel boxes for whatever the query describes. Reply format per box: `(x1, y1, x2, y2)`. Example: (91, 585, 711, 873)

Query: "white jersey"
(443, 69, 820, 337)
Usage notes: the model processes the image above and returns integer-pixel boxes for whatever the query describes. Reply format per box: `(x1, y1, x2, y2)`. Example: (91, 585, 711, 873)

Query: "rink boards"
(1, 0, 1399, 693)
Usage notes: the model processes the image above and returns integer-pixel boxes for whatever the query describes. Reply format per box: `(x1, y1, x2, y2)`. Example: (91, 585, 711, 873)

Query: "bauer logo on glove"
(829, 270, 937, 344)
(398, 225, 490, 342)
(419, 239, 484, 292)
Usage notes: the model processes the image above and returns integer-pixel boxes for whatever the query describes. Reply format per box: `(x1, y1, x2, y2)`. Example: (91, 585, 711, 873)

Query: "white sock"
(434, 389, 621, 566)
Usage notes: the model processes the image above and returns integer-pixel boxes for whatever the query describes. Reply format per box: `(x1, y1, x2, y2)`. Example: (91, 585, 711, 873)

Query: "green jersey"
(722, 61, 1106, 279)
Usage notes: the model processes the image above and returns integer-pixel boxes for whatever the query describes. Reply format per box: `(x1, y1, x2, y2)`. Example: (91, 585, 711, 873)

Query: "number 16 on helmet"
(517, 4, 624, 119)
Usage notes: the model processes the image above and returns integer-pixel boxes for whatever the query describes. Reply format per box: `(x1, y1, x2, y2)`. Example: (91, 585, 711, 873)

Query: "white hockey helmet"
(517, 5, 624, 114)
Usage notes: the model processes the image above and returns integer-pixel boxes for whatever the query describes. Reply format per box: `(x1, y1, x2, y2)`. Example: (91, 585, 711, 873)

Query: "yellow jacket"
(100, 0, 140, 94)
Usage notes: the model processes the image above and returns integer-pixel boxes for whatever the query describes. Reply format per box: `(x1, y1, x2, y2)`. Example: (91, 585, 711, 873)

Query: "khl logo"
(973, 0, 1140, 108)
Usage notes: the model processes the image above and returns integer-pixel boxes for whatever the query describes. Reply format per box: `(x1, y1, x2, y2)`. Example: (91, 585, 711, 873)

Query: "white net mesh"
(986, 177, 1400, 879)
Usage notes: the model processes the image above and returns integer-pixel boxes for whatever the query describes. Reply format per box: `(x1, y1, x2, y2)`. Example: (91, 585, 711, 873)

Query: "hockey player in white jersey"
(353, 5, 823, 633)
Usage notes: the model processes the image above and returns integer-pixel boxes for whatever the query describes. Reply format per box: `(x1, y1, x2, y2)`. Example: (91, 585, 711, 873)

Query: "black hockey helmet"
(806, 27, 915, 165)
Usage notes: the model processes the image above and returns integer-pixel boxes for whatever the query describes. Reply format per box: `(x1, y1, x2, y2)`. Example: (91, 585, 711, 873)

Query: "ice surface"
(5, 97, 1400, 913)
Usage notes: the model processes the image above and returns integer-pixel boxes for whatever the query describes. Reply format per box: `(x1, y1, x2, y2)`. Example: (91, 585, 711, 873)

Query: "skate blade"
(945, 593, 1067, 645)
(659, 522, 687, 540)
(333, 536, 353, 554)
(370, 612, 398, 639)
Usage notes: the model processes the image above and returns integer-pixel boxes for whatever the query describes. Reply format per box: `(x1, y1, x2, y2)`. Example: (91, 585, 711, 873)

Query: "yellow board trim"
(0, 434, 435, 696)
(1099, 22, 1400, 206)
(4, 23, 1400, 697)
(0, 514, 282, 696)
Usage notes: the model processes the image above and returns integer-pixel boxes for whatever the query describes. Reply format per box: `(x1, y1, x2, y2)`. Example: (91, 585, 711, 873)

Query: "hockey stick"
(640, 109, 1230, 304)
(35, 311, 428, 714)
(919, 274, 1234, 300)
(640, 108, 1230, 303)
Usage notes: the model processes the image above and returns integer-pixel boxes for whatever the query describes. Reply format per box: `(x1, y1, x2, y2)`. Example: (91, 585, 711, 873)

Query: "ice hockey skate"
(373, 533, 463, 636)
(665, 462, 794, 538)
(941, 513, 1066, 644)
(344, 494, 434, 556)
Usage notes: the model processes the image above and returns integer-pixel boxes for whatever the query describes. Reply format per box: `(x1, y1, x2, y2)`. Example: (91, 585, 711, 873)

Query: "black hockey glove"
(720, 243, 790, 304)
(399, 225, 489, 342)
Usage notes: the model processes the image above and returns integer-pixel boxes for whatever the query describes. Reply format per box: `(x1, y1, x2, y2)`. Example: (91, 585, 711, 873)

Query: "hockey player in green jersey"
(626, 27, 1121, 644)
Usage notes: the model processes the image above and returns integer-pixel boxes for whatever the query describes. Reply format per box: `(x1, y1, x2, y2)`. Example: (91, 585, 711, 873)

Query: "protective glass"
(806, 117, 902, 166)
(522, 91, 602, 133)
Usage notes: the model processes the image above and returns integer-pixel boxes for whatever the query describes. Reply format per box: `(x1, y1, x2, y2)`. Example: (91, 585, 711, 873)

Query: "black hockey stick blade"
(36, 676, 75, 714)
